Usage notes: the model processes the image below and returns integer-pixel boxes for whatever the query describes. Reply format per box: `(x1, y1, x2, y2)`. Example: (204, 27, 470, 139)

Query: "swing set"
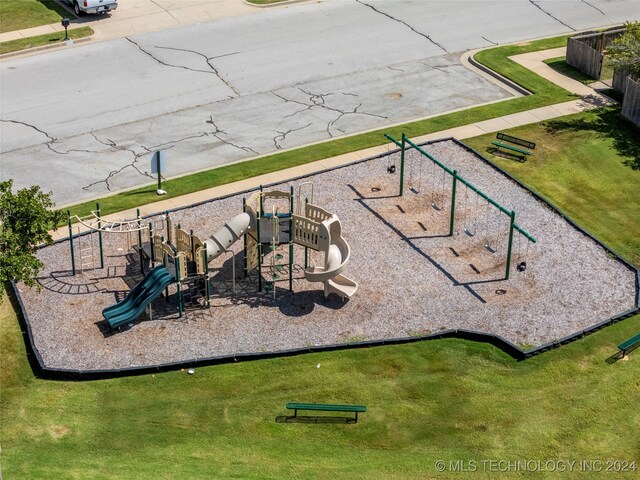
(384, 133, 537, 280)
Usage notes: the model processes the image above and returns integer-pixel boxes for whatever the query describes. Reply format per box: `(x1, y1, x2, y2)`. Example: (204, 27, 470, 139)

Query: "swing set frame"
(384, 133, 537, 280)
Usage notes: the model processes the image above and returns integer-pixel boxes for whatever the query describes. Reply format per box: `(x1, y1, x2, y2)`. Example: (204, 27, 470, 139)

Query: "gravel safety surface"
(18, 140, 637, 371)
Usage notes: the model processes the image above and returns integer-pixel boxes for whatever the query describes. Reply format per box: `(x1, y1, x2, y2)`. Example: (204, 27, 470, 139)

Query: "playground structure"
(66, 184, 359, 329)
(17, 137, 637, 372)
(384, 133, 537, 280)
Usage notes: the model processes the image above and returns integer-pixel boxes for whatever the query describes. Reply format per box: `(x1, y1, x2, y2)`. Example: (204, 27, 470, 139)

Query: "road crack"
(482, 36, 498, 46)
(580, 0, 605, 15)
(206, 116, 259, 154)
(273, 87, 387, 138)
(126, 39, 239, 95)
(355, 0, 447, 53)
(273, 123, 312, 150)
(528, 1, 575, 31)
(82, 134, 154, 192)
(1, 118, 56, 142)
(0, 118, 104, 155)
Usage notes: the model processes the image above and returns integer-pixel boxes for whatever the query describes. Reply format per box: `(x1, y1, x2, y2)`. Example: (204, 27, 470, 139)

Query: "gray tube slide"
(204, 212, 251, 262)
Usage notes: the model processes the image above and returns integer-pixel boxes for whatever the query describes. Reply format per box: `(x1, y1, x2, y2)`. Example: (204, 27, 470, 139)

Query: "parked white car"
(62, 0, 117, 16)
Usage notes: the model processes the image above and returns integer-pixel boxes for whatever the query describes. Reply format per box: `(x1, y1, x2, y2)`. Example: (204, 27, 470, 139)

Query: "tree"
(0, 180, 64, 300)
(606, 21, 640, 77)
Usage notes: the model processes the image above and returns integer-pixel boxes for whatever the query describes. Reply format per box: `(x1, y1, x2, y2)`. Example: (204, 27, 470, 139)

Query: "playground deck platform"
(16, 139, 638, 372)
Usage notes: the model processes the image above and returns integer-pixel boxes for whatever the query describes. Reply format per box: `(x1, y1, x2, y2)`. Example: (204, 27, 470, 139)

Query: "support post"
(176, 255, 183, 318)
(242, 197, 248, 278)
(257, 213, 262, 292)
(449, 170, 458, 236)
(137, 208, 143, 275)
(505, 210, 516, 280)
(400, 133, 406, 196)
(289, 186, 294, 292)
(96, 203, 104, 269)
(304, 198, 309, 269)
(259, 185, 264, 216)
(67, 210, 76, 275)
(165, 212, 171, 244)
(203, 243, 210, 308)
(149, 223, 154, 264)
(162, 237, 169, 300)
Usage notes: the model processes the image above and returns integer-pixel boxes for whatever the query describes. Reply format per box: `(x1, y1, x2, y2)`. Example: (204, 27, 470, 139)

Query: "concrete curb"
(0, 35, 92, 60)
(243, 0, 314, 8)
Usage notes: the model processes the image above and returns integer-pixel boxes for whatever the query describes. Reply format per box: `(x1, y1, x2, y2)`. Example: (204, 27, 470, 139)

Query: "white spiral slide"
(304, 216, 358, 300)
(204, 212, 253, 261)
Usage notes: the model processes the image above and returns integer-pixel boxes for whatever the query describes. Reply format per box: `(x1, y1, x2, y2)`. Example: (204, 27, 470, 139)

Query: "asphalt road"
(1, 0, 638, 204)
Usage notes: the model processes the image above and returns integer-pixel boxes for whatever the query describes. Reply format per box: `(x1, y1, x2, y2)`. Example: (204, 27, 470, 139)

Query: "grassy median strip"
(61, 35, 575, 222)
(0, 0, 74, 33)
(0, 26, 93, 55)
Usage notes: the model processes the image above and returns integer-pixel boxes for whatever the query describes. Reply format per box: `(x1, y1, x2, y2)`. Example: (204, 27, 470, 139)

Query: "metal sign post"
(151, 150, 167, 195)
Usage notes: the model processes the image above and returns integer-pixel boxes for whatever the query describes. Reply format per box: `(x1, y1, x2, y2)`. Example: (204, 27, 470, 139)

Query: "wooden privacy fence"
(566, 27, 625, 80)
(621, 76, 640, 128)
(612, 68, 631, 94)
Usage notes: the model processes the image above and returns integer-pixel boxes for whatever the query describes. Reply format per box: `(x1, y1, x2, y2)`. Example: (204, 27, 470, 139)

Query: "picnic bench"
(286, 402, 366, 423)
(618, 332, 640, 356)
(491, 132, 536, 158)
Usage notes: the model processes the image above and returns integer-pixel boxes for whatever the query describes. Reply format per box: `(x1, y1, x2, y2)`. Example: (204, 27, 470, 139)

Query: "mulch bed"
(17, 140, 637, 371)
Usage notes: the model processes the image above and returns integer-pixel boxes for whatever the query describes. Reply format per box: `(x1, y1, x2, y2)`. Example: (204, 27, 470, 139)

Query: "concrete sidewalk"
(51, 46, 615, 240)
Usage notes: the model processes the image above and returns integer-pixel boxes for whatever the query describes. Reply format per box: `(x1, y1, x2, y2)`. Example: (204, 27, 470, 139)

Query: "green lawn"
(463, 107, 640, 266)
(0, 0, 73, 33)
(543, 56, 615, 84)
(2, 106, 640, 479)
(0, 26, 93, 54)
(61, 35, 576, 225)
(2, 33, 639, 479)
(543, 56, 597, 84)
(1, 290, 638, 479)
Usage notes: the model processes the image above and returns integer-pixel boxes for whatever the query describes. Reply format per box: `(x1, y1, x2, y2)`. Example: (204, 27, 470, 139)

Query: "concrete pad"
(501, 110, 548, 127)
(527, 106, 569, 122)
(550, 100, 589, 116)
(474, 117, 517, 134)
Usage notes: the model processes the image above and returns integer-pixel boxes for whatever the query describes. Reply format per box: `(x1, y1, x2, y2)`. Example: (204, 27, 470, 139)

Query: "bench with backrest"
(286, 402, 366, 423)
(491, 132, 536, 158)
(618, 332, 640, 356)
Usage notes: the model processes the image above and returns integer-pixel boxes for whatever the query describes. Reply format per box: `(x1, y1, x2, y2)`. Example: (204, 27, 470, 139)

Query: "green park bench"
(618, 332, 640, 356)
(491, 132, 536, 158)
(286, 402, 366, 423)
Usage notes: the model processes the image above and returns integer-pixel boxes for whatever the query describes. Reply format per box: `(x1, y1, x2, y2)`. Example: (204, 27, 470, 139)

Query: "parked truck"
(62, 0, 117, 16)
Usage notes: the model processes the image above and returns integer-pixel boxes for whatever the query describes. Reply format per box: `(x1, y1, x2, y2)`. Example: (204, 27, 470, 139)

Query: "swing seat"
(517, 261, 527, 272)
(387, 165, 396, 174)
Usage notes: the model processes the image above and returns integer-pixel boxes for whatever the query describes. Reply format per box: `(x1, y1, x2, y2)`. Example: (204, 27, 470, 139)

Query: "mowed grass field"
(463, 107, 640, 266)
(1, 106, 639, 478)
(0, 0, 73, 33)
(1, 294, 639, 479)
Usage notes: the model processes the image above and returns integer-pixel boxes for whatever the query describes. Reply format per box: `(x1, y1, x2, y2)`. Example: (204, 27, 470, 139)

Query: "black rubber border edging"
(467, 54, 532, 97)
(11, 138, 640, 380)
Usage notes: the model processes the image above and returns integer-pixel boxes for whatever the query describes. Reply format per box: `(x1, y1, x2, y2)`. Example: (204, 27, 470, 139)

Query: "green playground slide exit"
(103, 266, 175, 329)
